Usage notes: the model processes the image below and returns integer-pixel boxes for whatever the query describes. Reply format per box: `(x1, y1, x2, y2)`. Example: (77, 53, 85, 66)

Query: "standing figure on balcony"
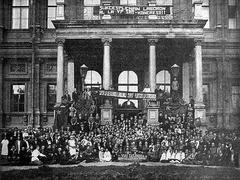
(171, 77, 179, 101)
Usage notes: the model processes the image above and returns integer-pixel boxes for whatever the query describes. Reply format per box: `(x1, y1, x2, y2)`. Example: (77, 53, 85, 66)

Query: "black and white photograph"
(0, 0, 240, 179)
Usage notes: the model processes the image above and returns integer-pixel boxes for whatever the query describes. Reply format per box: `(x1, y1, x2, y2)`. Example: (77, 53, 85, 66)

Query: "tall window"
(156, 70, 171, 93)
(11, 84, 25, 112)
(203, 84, 210, 110)
(120, 0, 137, 5)
(202, 0, 210, 28)
(228, 0, 237, 29)
(85, 70, 102, 90)
(12, 0, 29, 29)
(232, 86, 240, 113)
(47, 84, 56, 112)
(118, 71, 138, 108)
(48, 0, 57, 29)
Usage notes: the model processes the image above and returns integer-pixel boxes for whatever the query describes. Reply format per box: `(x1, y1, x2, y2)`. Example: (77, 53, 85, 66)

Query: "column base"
(147, 101, 159, 125)
(100, 102, 113, 126)
(194, 103, 207, 133)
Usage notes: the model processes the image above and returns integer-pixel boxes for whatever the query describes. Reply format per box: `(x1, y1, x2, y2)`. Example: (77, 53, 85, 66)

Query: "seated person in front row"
(31, 145, 46, 165)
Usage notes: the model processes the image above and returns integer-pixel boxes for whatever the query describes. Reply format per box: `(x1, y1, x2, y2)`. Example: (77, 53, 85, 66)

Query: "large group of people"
(1, 110, 240, 167)
(1, 88, 240, 167)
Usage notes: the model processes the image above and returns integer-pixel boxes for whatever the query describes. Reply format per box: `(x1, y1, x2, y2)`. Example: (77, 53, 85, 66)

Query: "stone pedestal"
(100, 100, 113, 125)
(194, 103, 206, 132)
(147, 101, 159, 125)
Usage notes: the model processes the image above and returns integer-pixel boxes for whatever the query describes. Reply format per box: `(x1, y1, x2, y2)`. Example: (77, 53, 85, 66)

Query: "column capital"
(194, 38, 203, 46)
(148, 39, 158, 46)
(102, 38, 112, 46)
(56, 38, 65, 46)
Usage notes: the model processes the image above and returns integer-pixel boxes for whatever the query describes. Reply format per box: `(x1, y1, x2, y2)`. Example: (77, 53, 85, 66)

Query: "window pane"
(84, 0, 100, 6)
(48, 7, 56, 18)
(21, 0, 29, 6)
(85, 70, 102, 84)
(156, 70, 171, 84)
(12, 18, 20, 29)
(13, 0, 21, 6)
(120, 0, 128, 5)
(229, 18, 237, 29)
(48, 0, 56, 6)
(13, 85, 25, 94)
(12, 8, 20, 18)
(129, 86, 138, 92)
(128, 0, 136, 5)
(118, 86, 127, 91)
(128, 71, 138, 84)
(118, 71, 128, 84)
(202, 7, 209, 28)
(156, 0, 172, 6)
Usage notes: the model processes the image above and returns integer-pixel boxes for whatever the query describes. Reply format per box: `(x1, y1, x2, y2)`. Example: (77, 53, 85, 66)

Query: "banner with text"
(99, 5, 173, 20)
(98, 90, 156, 100)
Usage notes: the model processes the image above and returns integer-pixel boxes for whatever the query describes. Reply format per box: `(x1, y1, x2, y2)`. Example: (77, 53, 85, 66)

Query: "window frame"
(118, 70, 138, 108)
(84, 70, 102, 90)
(156, 70, 171, 93)
(10, 83, 26, 112)
(47, 0, 57, 29)
(228, 0, 237, 29)
(47, 83, 57, 112)
(231, 85, 240, 113)
(12, 0, 29, 29)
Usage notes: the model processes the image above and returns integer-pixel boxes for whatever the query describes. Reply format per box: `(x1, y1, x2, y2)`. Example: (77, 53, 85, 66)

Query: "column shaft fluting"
(149, 39, 158, 92)
(195, 40, 203, 104)
(56, 39, 65, 104)
(102, 39, 111, 90)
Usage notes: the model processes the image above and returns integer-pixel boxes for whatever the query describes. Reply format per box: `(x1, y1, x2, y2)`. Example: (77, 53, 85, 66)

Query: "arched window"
(85, 70, 101, 90)
(156, 70, 171, 93)
(118, 71, 138, 108)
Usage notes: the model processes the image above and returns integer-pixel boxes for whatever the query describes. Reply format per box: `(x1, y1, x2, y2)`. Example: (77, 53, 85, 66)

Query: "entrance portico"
(53, 19, 207, 123)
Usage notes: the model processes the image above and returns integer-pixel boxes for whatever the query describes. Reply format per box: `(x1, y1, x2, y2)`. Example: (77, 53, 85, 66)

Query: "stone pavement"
(1, 161, 239, 172)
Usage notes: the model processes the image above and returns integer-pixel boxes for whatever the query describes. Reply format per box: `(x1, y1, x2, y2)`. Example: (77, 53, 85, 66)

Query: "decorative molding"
(102, 38, 112, 46)
(148, 39, 158, 46)
(194, 38, 203, 46)
(55, 38, 65, 46)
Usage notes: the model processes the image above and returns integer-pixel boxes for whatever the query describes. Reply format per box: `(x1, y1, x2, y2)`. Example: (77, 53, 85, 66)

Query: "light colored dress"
(103, 151, 112, 162)
(1, 139, 9, 156)
(68, 139, 77, 156)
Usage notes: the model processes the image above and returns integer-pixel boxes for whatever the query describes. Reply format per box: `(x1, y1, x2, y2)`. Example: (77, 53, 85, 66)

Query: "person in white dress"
(99, 147, 105, 162)
(103, 148, 112, 162)
(68, 135, 77, 157)
(1, 136, 9, 159)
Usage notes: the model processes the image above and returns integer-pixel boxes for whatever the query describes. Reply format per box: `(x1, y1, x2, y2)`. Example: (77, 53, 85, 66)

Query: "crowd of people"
(1, 89, 240, 167)
(1, 111, 240, 167)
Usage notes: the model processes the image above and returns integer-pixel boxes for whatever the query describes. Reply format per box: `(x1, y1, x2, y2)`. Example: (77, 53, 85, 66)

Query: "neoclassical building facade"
(0, 0, 239, 129)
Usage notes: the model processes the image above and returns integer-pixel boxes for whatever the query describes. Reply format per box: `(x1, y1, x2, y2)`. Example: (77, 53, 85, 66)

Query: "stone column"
(56, 38, 65, 104)
(0, 58, 3, 128)
(34, 58, 41, 128)
(102, 38, 112, 90)
(67, 58, 75, 98)
(0, 0, 3, 42)
(148, 39, 158, 92)
(194, 38, 206, 127)
(182, 62, 190, 103)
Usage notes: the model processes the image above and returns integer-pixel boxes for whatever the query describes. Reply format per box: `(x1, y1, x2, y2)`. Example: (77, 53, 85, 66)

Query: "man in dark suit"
(72, 88, 79, 103)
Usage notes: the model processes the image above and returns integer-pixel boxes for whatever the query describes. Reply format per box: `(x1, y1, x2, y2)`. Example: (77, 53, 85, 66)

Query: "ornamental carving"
(10, 63, 26, 73)
(46, 63, 57, 73)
